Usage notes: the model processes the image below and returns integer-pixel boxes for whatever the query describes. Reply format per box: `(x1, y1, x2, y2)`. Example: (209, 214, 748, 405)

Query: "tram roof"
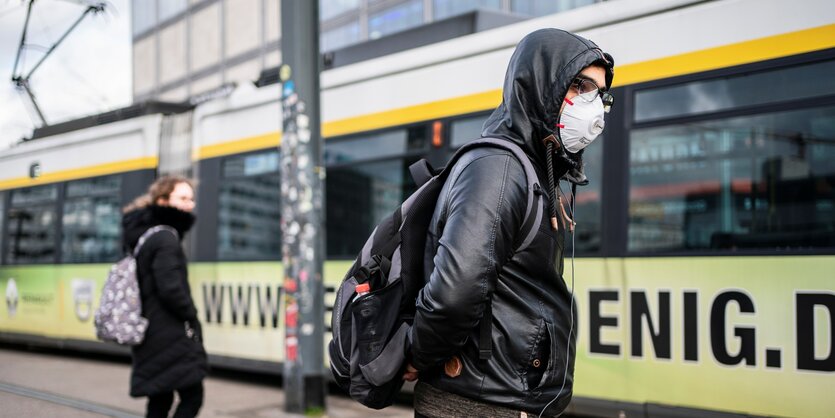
(29, 101, 194, 141)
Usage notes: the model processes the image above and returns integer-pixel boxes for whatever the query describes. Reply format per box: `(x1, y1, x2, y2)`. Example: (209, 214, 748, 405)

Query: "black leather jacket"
(409, 29, 614, 415)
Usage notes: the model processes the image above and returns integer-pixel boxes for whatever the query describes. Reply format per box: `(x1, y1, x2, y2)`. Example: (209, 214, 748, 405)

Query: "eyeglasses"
(570, 77, 614, 113)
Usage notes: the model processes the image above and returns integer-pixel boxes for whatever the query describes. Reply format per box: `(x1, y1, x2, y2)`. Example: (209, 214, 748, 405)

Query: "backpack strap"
(446, 138, 545, 360)
(408, 159, 435, 187)
(451, 138, 544, 253)
(133, 225, 179, 257)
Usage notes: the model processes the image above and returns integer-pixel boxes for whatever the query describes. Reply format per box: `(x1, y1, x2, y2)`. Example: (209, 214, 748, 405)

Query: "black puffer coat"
(409, 29, 614, 416)
(122, 205, 208, 397)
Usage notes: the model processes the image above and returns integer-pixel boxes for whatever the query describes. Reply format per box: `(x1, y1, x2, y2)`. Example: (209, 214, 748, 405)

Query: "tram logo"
(71, 279, 94, 322)
(5, 278, 18, 317)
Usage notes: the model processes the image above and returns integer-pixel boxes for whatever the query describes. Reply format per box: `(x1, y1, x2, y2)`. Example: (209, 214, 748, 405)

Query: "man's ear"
(603, 52, 615, 88)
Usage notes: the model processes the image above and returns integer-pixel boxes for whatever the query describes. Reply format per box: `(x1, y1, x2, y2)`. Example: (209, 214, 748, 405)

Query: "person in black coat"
(404, 29, 614, 417)
(122, 175, 208, 418)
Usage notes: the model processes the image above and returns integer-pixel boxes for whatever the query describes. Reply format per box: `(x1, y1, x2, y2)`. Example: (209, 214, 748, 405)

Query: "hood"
(122, 205, 195, 250)
(482, 28, 614, 172)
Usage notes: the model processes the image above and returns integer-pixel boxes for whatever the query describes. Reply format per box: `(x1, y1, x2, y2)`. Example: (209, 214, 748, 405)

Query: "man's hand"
(402, 363, 419, 382)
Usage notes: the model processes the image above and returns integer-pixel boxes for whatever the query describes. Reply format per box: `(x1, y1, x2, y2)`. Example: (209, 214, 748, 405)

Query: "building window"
(511, 0, 596, 17)
(368, 0, 423, 39)
(321, 21, 361, 51)
(158, 0, 187, 22)
(61, 176, 122, 264)
(132, 0, 157, 36)
(217, 151, 282, 261)
(321, 0, 359, 20)
(4, 185, 58, 265)
(326, 126, 428, 257)
(433, 0, 501, 20)
(629, 105, 835, 252)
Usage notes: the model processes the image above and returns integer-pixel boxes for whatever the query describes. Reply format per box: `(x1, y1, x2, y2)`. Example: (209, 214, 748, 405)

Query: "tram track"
(0, 381, 142, 418)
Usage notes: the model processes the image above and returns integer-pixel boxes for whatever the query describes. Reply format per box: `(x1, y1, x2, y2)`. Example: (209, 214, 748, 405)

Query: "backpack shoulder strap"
(133, 225, 179, 257)
(453, 138, 544, 253)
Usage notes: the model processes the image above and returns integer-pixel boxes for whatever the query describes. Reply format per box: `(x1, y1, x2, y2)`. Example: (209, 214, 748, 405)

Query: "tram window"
(66, 176, 120, 198)
(5, 185, 58, 265)
(368, 0, 423, 39)
(327, 157, 420, 257)
(0, 192, 4, 263)
(628, 105, 835, 252)
(218, 151, 282, 261)
(324, 127, 426, 165)
(11, 184, 57, 205)
(62, 176, 122, 264)
(564, 137, 604, 254)
(450, 114, 489, 148)
(634, 59, 835, 122)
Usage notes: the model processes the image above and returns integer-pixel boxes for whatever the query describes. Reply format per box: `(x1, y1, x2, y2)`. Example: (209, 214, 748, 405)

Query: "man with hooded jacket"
(404, 29, 614, 417)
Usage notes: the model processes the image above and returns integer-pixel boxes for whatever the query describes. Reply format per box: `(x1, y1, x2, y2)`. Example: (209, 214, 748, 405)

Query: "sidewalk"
(0, 346, 412, 418)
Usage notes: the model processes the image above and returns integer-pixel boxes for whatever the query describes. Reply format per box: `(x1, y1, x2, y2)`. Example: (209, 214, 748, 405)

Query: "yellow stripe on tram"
(194, 132, 282, 161)
(613, 23, 835, 87)
(0, 156, 159, 191)
(321, 24, 835, 140)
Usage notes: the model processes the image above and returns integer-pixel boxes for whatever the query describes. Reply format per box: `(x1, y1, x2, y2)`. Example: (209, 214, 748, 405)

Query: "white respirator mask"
(558, 77, 611, 154)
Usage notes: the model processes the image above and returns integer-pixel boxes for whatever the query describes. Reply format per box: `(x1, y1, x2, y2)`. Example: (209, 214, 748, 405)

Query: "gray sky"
(0, 0, 130, 150)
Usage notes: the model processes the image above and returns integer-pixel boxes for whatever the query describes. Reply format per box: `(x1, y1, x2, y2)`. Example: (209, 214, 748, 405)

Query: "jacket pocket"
(524, 318, 551, 390)
(533, 320, 560, 390)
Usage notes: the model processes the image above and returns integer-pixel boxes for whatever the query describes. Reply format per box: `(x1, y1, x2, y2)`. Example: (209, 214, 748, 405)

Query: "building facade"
(131, 0, 600, 102)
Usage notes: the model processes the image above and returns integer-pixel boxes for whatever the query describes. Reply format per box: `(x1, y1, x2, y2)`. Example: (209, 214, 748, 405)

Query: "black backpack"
(328, 138, 545, 409)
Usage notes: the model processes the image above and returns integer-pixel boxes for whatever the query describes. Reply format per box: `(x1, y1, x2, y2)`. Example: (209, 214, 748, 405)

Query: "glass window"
(62, 176, 122, 264)
(511, 0, 595, 16)
(320, 0, 359, 20)
(326, 158, 421, 257)
(223, 151, 280, 177)
(0, 192, 4, 263)
(66, 176, 121, 198)
(628, 105, 835, 252)
(564, 138, 604, 254)
(325, 126, 427, 165)
(368, 0, 423, 39)
(132, 0, 157, 36)
(634, 59, 835, 123)
(218, 151, 282, 261)
(11, 184, 57, 205)
(433, 0, 501, 20)
(321, 21, 361, 51)
(325, 126, 427, 257)
(5, 185, 58, 264)
(449, 114, 489, 148)
(159, 0, 187, 22)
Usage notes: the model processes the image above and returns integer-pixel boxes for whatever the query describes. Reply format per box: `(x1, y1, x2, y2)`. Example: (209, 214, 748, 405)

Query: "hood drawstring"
(543, 134, 575, 232)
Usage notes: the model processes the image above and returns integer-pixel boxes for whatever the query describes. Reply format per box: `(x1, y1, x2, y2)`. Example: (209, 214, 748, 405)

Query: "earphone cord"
(538, 182, 576, 418)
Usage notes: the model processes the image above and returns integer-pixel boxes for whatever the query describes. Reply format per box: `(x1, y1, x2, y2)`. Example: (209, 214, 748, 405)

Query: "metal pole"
(12, 0, 35, 79)
(20, 80, 47, 127)
(280, 0, 326, 414)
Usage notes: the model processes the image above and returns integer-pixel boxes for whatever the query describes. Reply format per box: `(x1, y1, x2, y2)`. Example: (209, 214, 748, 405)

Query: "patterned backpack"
(94, 226, 178, 345)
